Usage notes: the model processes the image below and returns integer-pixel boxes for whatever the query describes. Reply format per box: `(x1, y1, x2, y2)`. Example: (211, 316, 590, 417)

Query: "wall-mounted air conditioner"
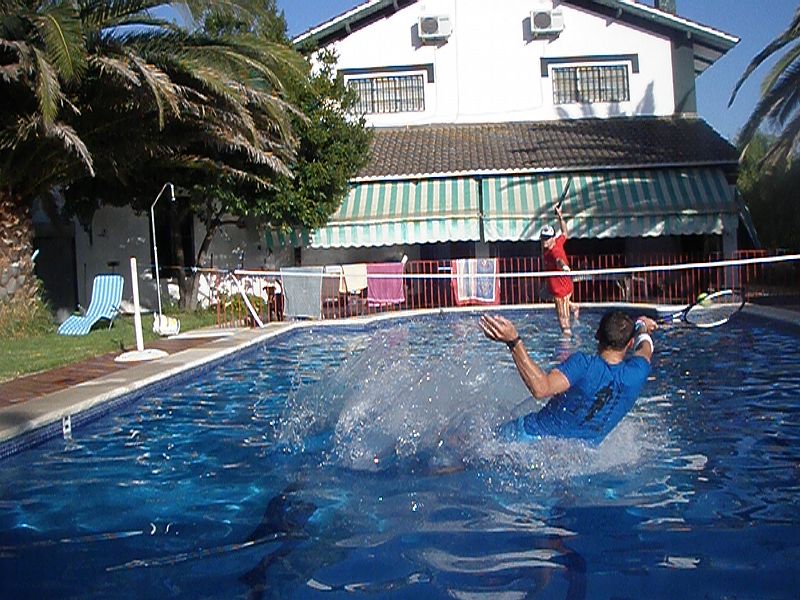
(418, 15, 452, 40)
(530, 8, 564, 36)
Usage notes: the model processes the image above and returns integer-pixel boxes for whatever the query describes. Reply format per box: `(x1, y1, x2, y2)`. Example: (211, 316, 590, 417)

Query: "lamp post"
(150, 182, 175, 319)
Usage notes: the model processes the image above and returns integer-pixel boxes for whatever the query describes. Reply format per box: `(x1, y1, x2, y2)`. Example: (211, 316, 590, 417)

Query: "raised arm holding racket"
(541, 189, 579, 336)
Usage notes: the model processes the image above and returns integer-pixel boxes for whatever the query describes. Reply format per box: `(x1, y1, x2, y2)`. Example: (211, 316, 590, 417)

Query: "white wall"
(74, 207, 294, 310)
(327, 0, 675, 126)
(73, 207, 153, 310)
(199, 220, 288, 272)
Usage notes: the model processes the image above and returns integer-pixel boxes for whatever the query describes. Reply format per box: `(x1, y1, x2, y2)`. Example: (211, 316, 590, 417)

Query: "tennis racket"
(555, 177, 572, 213)
(657, 289, 745, 328)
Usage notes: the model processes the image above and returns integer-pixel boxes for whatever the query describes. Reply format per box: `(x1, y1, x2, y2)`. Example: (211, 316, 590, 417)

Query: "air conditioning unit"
(418, 15, 452, 40)
(530, 8, 564, 36)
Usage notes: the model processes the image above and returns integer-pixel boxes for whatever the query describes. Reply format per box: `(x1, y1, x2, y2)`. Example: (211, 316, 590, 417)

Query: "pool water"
(1, 310, 799, 599)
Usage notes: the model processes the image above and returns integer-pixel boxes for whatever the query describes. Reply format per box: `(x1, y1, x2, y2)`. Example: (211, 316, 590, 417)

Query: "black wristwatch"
(507, 336, 521, 350)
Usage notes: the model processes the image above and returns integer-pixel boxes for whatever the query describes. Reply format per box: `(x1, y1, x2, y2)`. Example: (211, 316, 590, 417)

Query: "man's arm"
(555, 205, 568, 238)
(479, 314, 570, 399)
(632, 315, 658, 363)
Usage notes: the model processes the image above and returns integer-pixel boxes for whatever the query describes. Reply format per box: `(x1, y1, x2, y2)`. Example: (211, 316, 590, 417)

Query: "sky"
(276, 0, 798, 143)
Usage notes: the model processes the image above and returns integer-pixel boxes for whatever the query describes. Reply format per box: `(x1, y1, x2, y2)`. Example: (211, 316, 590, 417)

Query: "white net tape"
(231, 253, 800, 280)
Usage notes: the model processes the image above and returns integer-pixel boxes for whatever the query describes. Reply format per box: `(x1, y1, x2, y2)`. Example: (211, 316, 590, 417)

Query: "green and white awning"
(483, 168, 737, 241)
(268, 168, 737, 249)
(268, 178, 481, 249)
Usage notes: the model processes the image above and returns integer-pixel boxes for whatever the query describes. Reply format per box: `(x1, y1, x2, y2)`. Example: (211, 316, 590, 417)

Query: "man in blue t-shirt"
(479, 311, 658, 444)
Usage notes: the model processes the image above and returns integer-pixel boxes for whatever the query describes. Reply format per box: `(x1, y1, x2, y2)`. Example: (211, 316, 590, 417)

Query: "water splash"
(276, 315, 660, 482)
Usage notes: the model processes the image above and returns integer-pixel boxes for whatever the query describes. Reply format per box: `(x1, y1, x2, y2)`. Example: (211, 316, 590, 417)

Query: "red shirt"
(543, 235, 573, 298)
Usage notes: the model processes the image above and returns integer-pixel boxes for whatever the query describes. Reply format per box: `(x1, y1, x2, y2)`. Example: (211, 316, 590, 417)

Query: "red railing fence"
(211, 250, 798, 328)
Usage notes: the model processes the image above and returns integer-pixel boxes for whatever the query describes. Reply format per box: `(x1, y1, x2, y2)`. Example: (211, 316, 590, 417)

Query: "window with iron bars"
(552, 65, 630, 104)
(348, 74, 425, 114)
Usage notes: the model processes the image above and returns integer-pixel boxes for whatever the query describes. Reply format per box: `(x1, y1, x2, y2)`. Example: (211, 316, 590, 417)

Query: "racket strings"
(684, 292, 745, 327)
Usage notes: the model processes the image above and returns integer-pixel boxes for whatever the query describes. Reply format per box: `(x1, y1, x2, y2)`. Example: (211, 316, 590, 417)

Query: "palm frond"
(739, 60, 800, 145)
(34, 4, 87, 83)
(80, 0, 166, 29)
(42, 120, 95, 176)
(89, 55, 142, 87)
(169, 154, 275, 187)
(760, 112, 800, 168)
(0, 39, 29, 82)
(127, 51, 180, 128)
(1, 113, 93, 176)
(770, 62, 800, 126)
(729, 7, 800, 107)
(32, 46, 64, 124)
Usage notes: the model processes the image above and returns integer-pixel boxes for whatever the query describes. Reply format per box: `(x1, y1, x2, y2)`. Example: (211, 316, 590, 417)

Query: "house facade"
(275, 0, 743, 268)
(43, 0, 742, 313)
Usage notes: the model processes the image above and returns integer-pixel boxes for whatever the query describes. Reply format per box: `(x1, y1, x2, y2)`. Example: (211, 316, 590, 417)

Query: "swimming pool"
(1, 309, 799, 598)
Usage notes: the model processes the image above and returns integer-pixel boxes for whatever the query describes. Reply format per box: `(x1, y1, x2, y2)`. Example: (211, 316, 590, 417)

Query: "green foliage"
(0, 282, 54, 340)
(730, 8, 800, 167)
(2, 1, 370, 310)
(263, 49, 372, 231)
(203, 0, 288, 42)
(2, 1, 306, 203)
(738, 132, 800, 250)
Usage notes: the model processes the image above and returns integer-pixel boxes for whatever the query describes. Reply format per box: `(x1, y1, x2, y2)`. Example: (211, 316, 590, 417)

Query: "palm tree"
(0, 0, 306, 306)
(729, 8, 800, 167)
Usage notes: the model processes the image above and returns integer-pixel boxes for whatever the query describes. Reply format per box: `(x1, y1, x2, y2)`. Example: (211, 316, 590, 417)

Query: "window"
(348, 74, 425, 114)
(552, 65, 630, 104)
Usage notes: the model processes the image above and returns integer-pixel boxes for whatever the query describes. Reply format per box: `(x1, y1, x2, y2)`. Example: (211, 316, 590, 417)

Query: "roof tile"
(358, 117, 738, 179)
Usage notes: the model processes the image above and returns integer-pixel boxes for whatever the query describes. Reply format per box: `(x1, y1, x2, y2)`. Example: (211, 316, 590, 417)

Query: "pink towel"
(367, 262, 405, 306)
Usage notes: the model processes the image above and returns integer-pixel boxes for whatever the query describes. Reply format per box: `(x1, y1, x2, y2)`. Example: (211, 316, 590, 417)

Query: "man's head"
(595, 311, 635, 351)
(540, 225, 556, 249)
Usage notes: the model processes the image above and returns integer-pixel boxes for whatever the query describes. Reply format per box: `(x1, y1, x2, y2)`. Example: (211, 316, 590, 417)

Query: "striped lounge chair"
(58, 274, 124, 336)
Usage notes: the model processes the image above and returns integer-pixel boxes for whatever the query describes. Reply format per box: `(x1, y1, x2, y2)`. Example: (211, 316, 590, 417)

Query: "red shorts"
(548, 276, 573, 299)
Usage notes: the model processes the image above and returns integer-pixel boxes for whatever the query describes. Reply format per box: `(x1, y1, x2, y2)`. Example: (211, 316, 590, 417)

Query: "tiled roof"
(357, 117, 738, 180)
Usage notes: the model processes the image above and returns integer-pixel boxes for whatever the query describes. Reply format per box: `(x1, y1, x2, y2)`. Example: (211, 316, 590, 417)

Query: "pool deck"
(0, 323, 294, 448)
(0, 303, 797, 453)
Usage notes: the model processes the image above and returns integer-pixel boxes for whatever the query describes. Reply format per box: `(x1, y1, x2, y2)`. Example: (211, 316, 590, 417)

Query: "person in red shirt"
(541, 205, 578, 335)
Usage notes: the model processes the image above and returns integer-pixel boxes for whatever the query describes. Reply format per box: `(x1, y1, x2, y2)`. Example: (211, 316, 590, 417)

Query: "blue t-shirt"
(504, 352, 651, 444)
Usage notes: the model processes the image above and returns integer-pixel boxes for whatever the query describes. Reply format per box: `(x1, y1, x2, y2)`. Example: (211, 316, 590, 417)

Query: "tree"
(1, 0, 93, 306)
(73, 9, 371, 310)
(1, 0, 306, 310)
(737, 132, 800, 251)
(164, 51, 371, 310)
(729, 8, 800, 167)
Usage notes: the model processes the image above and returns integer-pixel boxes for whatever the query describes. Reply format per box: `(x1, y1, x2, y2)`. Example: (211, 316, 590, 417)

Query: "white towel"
(341, 263, 368, 293)
(280, 267, 323, 319)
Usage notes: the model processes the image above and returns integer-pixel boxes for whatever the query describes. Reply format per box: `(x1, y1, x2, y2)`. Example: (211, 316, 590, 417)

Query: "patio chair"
(58, 274, 124, 336)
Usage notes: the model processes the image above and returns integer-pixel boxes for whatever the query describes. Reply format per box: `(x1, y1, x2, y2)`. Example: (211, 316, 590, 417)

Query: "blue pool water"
(1, 310, 799, 598)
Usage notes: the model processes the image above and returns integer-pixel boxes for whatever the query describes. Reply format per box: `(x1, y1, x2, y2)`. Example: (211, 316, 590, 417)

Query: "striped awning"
(268, 178, 481, 249)
(482, 168, 737, 241)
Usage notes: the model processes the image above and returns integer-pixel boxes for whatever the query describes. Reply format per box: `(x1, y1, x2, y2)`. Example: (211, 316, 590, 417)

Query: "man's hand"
(479, 314, 518, 344)
(635, 315, 658, 334)
(555, 204, 563, 219)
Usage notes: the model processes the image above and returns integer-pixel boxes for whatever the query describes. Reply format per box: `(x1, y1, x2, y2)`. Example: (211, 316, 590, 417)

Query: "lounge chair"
(58, 274, 124, 336)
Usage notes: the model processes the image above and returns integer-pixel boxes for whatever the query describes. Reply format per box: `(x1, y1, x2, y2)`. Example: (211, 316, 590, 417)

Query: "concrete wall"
(72, 207, 298, 310)
(73, 207, 152, 310)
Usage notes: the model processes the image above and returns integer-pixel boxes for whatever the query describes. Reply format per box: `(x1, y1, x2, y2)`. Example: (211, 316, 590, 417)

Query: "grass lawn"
(0, 310, 219, 383)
